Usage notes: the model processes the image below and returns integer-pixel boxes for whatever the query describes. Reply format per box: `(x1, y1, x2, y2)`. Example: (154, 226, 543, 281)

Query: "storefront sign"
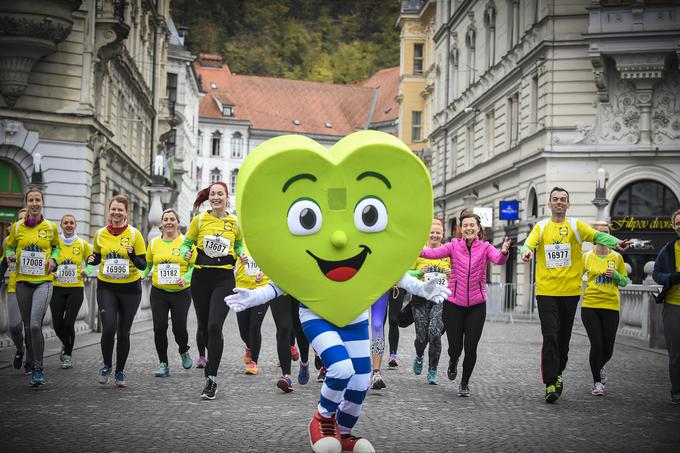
(0, 207, 18, 220)
(611, 216, 673, 232)
(499, 200, 519, 220)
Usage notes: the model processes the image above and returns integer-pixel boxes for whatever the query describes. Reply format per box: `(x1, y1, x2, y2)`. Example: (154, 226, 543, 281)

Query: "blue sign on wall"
(499, 200, 519, 220)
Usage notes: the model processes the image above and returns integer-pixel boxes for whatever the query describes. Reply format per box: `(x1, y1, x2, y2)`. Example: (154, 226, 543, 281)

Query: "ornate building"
(0, 0, 173, 240)
(419, 0, 680, 292)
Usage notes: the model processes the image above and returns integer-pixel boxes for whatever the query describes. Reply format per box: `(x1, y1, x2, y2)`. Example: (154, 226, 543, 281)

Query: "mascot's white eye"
(354, 197, 388, 233)
(287, 199, 322, 235)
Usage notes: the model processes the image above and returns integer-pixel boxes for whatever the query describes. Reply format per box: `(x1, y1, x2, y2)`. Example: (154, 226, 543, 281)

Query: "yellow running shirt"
(185, 211, 243, 269)
(665, 241, 680, 306)
(411, 255, 451, 288)
(581, 250, 628, 311)
(93, 225, 146, 284)
(6, 218, 60, 284)
(235, 244, 270, 290)
(146, 235, 196, 291)
(54, 237, 92, 288)
(523, 218, 597, 296)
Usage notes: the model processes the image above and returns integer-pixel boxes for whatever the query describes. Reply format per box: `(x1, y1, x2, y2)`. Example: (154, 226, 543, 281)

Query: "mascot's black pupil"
(300, 208, 316, 229)
(362, 205, 378, 226)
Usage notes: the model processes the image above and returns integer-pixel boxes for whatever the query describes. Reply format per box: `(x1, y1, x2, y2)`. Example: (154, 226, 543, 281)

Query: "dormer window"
(210, 82, 217, 89)
(223, 105, 234, 117)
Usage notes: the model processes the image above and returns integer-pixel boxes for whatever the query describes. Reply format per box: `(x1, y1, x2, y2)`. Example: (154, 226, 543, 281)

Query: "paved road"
(0, 310, 678, 452)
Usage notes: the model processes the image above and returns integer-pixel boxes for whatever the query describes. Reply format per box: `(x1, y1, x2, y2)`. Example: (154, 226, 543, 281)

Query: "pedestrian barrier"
(486, 282, 538, 323)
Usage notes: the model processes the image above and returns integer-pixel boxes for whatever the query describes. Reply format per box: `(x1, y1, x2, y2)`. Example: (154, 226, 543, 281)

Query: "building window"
(450, 135, 458, 176)
(507, 93, 519, 148)
(211, 131, 221, 156)
(230, 169, 239, 194)
(223, 105, 234, 117)
(166, 73, 177, 110)
(612, 180, 680, 218)
(411, 111, 422, 142)
(210, 167, 221, 184)
(484, 6, 496, 70)
(485, 110, 495, 158)
(465, 125, 474, 169)
(413, 43, 424, 75)
(508, 0, 520, 48)
(465, 28, 476, 85)
(197, 130, 202, 155)
(530, 75, 539, 132)
(231, 132, 243, 159)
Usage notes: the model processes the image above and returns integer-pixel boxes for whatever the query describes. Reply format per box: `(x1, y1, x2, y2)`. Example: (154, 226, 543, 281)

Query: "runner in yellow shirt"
(180, 182, 245, 400)
(653, 209, 680, 405)
(5, 189, 60, 386)
(143, 209, 196, 377)
(49, 214, 93, 369)
(581, 222, 629, 397)
(1, 208, 28, 372)
(520, 187, 629, 403)
(87, 195, 146, 388)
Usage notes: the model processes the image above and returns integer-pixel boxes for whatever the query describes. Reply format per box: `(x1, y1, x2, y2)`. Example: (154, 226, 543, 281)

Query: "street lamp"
(592, 167, 609, 222)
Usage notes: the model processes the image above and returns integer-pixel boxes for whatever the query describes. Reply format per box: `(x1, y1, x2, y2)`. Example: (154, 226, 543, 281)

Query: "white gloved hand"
(397, 273, 451, 303)
(225, 283, 282, 312)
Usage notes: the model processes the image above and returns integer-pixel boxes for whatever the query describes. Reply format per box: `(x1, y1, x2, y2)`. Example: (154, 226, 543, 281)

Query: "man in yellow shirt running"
(520, 187, 629, 403)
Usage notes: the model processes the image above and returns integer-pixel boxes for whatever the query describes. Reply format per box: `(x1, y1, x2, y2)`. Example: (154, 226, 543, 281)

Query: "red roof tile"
(363, 66, 399, 125)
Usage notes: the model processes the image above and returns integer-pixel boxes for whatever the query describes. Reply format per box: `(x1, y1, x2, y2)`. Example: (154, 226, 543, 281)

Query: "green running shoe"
(154, 362, 170, 377)
(555, 374, 564, 397)
(545, 384, 558, 403)
(61, 355, 73, 369)
(181, 352, 193, 369)
(427, 369, 437, 385)
(413, 356, 423, 375)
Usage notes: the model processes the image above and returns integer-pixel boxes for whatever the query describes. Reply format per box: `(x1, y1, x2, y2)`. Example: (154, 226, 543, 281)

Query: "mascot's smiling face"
(237, 131, 433, 327)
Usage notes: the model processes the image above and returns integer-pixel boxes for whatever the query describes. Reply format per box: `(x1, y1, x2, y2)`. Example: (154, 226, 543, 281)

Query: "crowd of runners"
(2, 183, 680, 452)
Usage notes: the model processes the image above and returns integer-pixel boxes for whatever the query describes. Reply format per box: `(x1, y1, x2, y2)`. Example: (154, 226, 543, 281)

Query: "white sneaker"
(591, 382, 605, 396)
(600, 367, 608, 385)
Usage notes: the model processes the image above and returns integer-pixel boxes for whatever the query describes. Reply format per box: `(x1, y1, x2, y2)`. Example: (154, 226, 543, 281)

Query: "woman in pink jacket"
(420, 209, 510, 396)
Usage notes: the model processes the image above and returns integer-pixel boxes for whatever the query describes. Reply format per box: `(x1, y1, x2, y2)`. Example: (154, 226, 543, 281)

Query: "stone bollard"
(644, 261, 666, 349)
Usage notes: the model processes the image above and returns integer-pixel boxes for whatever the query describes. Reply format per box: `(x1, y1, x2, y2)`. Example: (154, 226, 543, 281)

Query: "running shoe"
(154, 362, 170, 377)
(298, 362, 310, 385)
(30, 368, 45, 386)
(340, 433, 376, 453)
(545, 384, 558, 403)
(201, 377, 217, 400)
(196, 355, 207, 369)
(61, 355, 73, 369)
(371, 371, 386, 390)
(591, 382, 605, 396)
(99, 366, 112, 384)
(115, 371, 127, 387)
(671, 393, 680, 406)
(600, 367, 608, 385)
(447, 359, 458, 381)
(277, 375, 294, 393)
(316, 366, 327, 382)
(13, 351, 23, 369)
(243, 348, 251, 365)
(458, 382, 470, 397)
(245, 361, 258, 375)
(308, 412, 341, 453)
(413, 356, 423, 375)
(59, 350, 66, 362)
(181, 352, 193, 369)
(314, 354, 323, 370)
(291, 345, 300, 362)
(427, 369, 437, 385)
(387, 354, 399, 368)
(555, 374, 564, 397)
(24, 362, 33, 375)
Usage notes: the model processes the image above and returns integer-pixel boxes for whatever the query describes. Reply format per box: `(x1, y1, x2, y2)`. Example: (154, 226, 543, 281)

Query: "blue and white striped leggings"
(300, 306, 371, 435)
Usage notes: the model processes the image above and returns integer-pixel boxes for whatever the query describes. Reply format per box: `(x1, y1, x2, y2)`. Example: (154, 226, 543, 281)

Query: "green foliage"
(171, 0, 401, 83)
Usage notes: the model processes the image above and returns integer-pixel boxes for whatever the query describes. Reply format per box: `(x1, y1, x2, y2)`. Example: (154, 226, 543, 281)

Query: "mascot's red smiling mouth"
(306, 245, 372, 282)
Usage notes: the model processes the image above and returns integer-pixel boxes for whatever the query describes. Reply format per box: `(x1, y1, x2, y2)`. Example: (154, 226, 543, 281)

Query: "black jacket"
(653, 238, 679, 304)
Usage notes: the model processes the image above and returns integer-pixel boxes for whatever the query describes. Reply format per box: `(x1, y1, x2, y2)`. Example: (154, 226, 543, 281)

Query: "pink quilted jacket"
(420, 238, 508, 307)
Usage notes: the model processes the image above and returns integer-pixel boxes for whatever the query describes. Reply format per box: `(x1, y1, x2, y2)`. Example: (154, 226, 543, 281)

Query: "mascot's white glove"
(397, 272, 451, 303)
(225, 282, 283, 312)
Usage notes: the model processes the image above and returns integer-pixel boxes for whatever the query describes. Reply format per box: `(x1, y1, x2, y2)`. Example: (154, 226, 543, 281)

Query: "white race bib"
(544, 243, 571, 269)
(55, 264, 78, 284)
(202, 235, 230, 258)
(20, 251, 46, 276)
(157, 263, 180, 285)
(244, 257, 260, 277)
(103, 258, 129, 280)
(425, 272, 448, 288)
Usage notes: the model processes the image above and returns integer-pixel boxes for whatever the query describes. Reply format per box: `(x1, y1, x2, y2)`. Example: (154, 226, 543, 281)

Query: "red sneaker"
(340, 434, 375, 453)
(291, 345, 300, 361)
(308, 412, 341, 453)
(243, 348, 252, 365)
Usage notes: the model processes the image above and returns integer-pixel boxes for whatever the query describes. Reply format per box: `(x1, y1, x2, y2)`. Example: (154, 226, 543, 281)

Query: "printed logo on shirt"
(73, 247, 81, 255)
(38, 229, 48, 239)
(171, 248, 180, 256)
(559, 227, 568, 237)
(120, 237, 130, 246)
(223, 221, 233, 232)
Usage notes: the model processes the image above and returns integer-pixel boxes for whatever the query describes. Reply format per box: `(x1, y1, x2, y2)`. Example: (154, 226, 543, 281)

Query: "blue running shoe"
(298, 362, 309, 385)
(30, 368, 45, 386)
(154, 363, 170, 377)
(24, 362, 33, 375)
(99, 366, 112, 384)
(181, 352, 193, 369)
(427, 369, 437, 385)
(115, 371, 127, 387)
(59, 350, 66, 362)
(413, 356, 423, 375)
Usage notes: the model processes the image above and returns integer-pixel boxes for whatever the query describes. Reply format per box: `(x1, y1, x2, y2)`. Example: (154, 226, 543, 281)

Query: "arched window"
(210, 167, 221, 184)
(527, 187, 538, 219)
(230, 169, 239, 194)
(612, 180, 679, 217)
(484, 4, 496, 70)
(465, 27, 476, 85)
(231, 132, 243, 159)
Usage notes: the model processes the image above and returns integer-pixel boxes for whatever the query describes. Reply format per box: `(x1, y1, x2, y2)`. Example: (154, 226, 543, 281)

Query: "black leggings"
(581, 307, 619, 383)
(270, 294, 312, 375)
(388, 288, 405, 355)
(97, 285, 142, 372)
(50, 286, 84, 356)
(150, 286, 191, 364)
(190, 267, 235, 377)
(443, 302, 486, 384)
(290, 296, 309, 363)
(236, 301, 269, 364)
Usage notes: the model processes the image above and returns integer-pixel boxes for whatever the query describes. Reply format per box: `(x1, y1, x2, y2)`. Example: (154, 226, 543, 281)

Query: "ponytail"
(193, 182, 229, 210)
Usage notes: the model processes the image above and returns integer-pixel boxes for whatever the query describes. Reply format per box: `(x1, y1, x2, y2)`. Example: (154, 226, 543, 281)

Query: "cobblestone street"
(1, 313, 678, 452)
